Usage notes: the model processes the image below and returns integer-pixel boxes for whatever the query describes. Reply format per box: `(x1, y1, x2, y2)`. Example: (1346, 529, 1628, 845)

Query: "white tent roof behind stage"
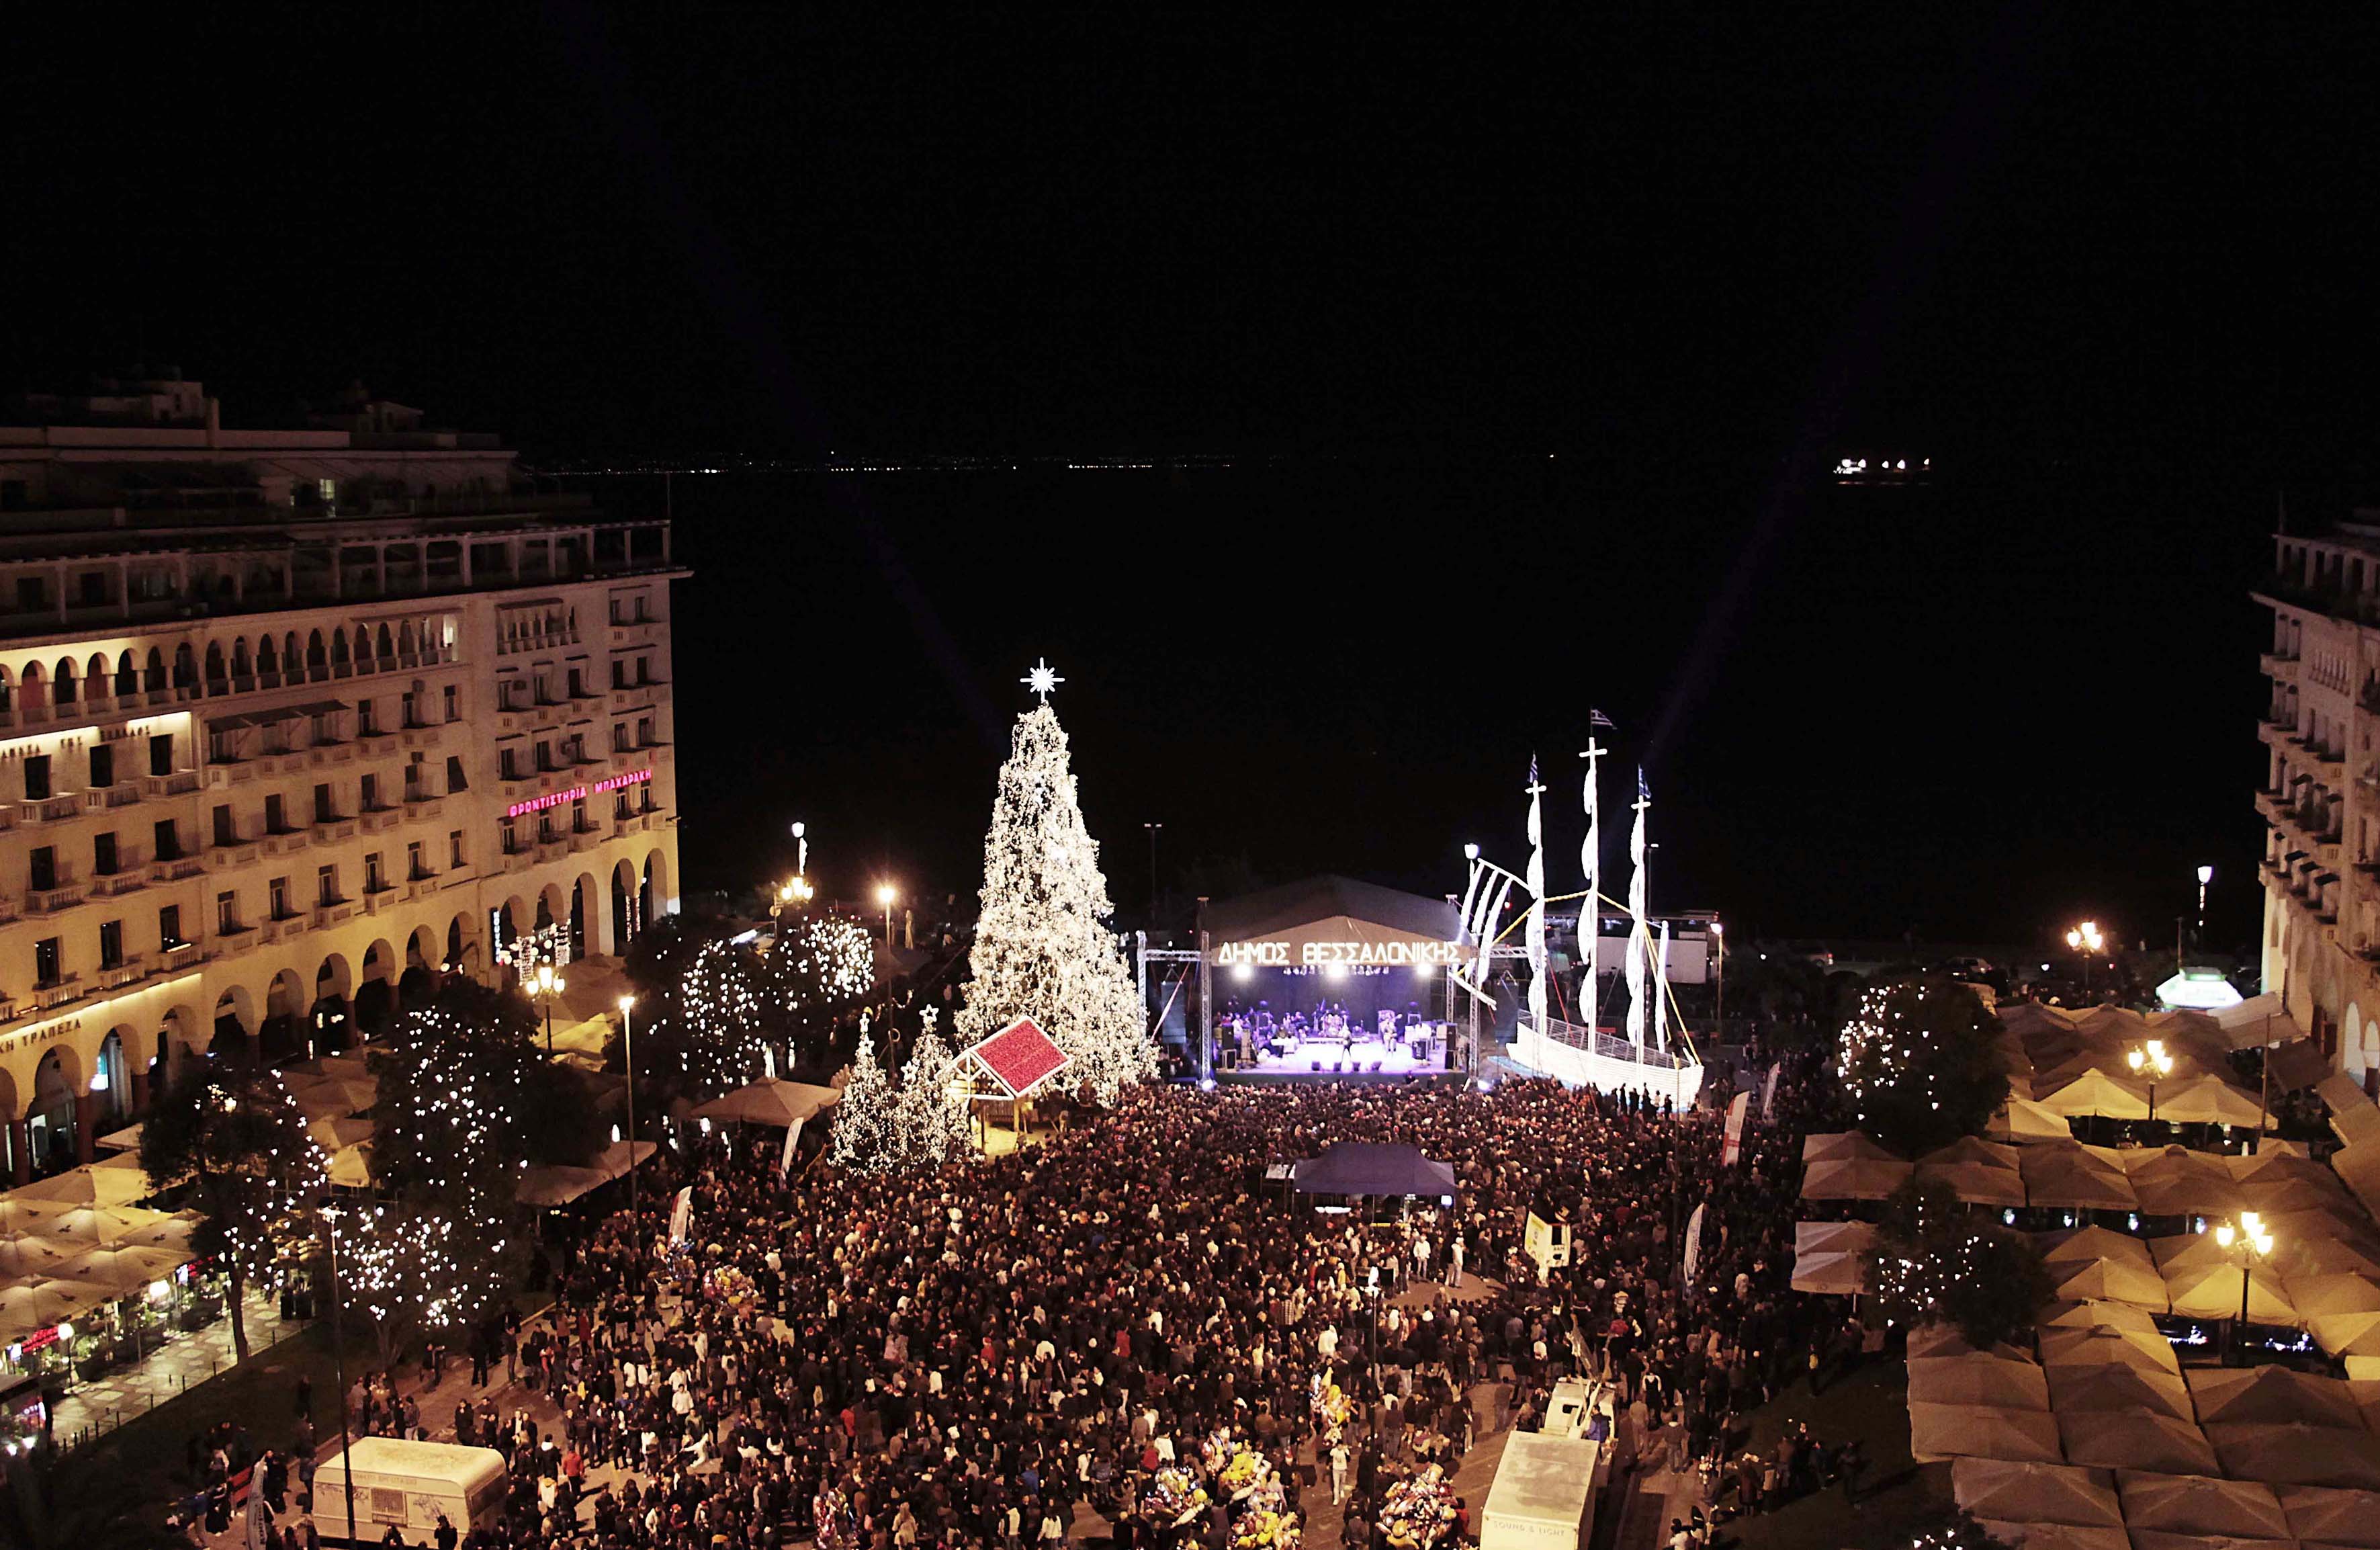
(1201, 875, 1460, 957)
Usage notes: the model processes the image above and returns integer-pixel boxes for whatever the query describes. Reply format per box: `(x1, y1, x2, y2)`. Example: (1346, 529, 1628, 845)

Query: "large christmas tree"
(958, 679, 1154, 1102)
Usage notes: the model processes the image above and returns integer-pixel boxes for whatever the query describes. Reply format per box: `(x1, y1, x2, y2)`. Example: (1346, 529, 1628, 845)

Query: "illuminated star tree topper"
(1022, 657, 1064, 703)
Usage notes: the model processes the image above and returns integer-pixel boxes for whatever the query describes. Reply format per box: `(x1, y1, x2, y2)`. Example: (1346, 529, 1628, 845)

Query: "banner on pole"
(779, 1115, 805, 1179)
(1761, 1063, 1782, 1120)
(1722, 1090, 1750, 1166)
(667, 1185, 694, 1244)
(1681, 1202, 1707, 1287)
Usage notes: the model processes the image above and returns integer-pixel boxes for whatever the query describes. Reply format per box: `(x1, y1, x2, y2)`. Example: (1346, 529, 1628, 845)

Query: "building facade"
(0, 380, 684, 1178)
(2256, 516, 2380, 1090)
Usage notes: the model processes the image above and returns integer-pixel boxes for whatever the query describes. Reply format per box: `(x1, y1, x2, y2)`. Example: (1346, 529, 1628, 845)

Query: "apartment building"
(2255, 515, 2380, 1092)
(0, 379, 684, 1178)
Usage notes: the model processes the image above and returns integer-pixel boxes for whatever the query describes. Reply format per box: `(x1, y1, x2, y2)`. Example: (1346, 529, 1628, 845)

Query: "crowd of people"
(211, 1058, 1831, 1550)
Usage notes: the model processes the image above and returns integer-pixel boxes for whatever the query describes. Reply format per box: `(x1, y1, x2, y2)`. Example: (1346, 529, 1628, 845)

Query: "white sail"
(1655, 919, 1673, 1052)
(1578, 740, 1603, 965)
(1524, 757, 1548, 1059)
(1625, 767, 1650, 1048)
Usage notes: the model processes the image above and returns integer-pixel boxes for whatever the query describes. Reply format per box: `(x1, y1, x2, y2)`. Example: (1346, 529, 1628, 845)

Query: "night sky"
(7, 13, 2378, 952)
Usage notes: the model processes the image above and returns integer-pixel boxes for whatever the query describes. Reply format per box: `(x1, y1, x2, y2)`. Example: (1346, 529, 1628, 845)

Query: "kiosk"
(1481, 1430, 1599, 1550)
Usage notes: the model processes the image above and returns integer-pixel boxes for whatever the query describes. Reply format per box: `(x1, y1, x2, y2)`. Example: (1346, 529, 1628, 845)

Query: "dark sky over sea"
(8, 11, 2379, 951)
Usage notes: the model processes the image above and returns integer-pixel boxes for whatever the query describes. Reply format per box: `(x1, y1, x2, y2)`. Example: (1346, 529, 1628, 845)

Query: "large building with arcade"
(0, 378, 683, 1179)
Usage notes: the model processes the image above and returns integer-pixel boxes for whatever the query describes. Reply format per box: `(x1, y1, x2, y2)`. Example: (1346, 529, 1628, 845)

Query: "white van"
(310, 1436, 511, 1545)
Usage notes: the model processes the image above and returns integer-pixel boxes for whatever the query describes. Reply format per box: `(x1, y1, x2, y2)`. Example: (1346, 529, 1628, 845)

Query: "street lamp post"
(1712, 920, 1725, 1034)
(528, 962, 566, 1056)
(619, 995, 640, 1273)
(2215, 1212, 2275, 1366)
(877, 884, 897, 951)
(320, 1204, 359, 1547)
(2127, 1039, 2174, 1125)
(2197, 863, 2213, 941)
(2065, 920, 2106, 998)
(1143, 822, 1163, 924)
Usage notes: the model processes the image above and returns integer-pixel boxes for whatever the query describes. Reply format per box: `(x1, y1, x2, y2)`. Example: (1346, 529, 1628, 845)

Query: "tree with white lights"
(770, 915, 876, 1067)
(831, 1029, 901, 1172)
(958, 675, 1153, 1102)
(898, 1010, 974, 1167)
(1835, 977, 2007, 1154)
(1865, 1176, 2050, 1352)
(140, 1066, 324, 1361)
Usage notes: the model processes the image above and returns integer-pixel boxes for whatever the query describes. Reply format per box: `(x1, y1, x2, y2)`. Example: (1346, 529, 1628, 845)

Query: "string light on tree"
(1834, 978, 2006, 1153)
(830, 1031, 901, 1172)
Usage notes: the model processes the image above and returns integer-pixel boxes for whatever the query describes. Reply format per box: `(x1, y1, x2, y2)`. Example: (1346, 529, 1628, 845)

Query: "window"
(443, 685, 458, 722)
(77, 571, 106, 607)
(312, 783, 335, 824)
(22, 755, 50, 802)
(34, 937, 61, 988)
(611, 659, 626, 689)
(17, 576, 44, 613)
(501, 816, 520, 855)
(365, 852, 386, 894)
(316, 866, 338, 907)
(159, 904, 183, 950)
(615, 789, 633, 820)
(98, 920, 124, 971)
(360, 773, 381, 811)
(402, 689, 421, 728)
(449, 829, 465, 869)
(637, 716, 655, 747)
(310, 713, 338, 746)
(89, 742, 114, 789)
(93, 832, 119, 876)
(500, 747, 521, 781)
(568, 667, 586, 698)
(269, 877, 290, 920)
(216, 891, 241, 936)
(613, 724, 630, 752)
(572, 796, 588, 832)
(404, 757, 425, 802)
(357, 699, 378, 737)
(407, 840, 426, 880)
(537, 812, 557, 844)
(154, 818, 181, 861)
(445, 755, 467, 793)
(149, 733, 173, 777)
(29, 846, 56, 892)
(212, 804, 236, 847)
(265, 793, 288, 833)
(533, 741, 552, 773)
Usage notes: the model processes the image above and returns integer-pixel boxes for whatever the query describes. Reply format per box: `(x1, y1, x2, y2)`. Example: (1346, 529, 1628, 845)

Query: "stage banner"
(1680, 1202, 1707, 1287)
(1722, 1090, 1750, 1166)
(1761, 1063, 1782, 1120)
(779, 1116, 805, 1179)
(667, 1185, 694, 1244)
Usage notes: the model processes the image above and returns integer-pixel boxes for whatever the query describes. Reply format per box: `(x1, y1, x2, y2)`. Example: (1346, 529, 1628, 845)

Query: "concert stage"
(1231, 1040, 1448, 1079)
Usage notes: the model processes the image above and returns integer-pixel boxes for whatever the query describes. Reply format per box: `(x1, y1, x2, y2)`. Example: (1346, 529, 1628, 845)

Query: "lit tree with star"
(830, 1029, 901, 1172)
(957, 662, 1155, 1103)
(897, 1008, 974, 1166)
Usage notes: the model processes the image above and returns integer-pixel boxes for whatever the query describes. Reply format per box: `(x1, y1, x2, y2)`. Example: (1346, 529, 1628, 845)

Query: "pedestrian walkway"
(51, 1287, 310, 1450)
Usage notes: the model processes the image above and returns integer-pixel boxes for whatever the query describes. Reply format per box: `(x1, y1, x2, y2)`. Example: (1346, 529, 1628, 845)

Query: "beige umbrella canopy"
(2041, 1325, 2183, 1377)
(687, 1078, 842, 1127)
(2286, 1272, 2380, 1321)
(2056, 1411, 2215, 1474)
(9, 1164, 150, 1209)
(2152, 1232, 2240, 1277)
(307, 1115, 378, 1152)
(2272, 1234, 2380, 1285)
(1908, 1402, 2063, 1464)
(50, 1243, 187, 1297)
(2164, 1262, 2301, 1326)
(2039, 1297, 2164, 1336)
(2124, 1531, 2293, 1550)
(1989, 1098, 2075, 1144)
(2042, 1225, 2160, 1273)
(1908, 1324, 2035, 1361)
(0, 1277, 118, 1343)
(2279, 1483, 2380, 1547)
(2205, 1422, 2380, 1491)
(1800, 1157, 1912, 1201)
(0, 1199, 66, 1235)
(1794, 1219, 1876, 1258)
(1802, 1130, 1900, 1164)
(2153, 1074, 2266, 1129)
(1789, 1250, 1866, 1295)
(1919, 1158, 2029, 1207)
(2123, 1148, 2246, 1218)
(283, 1073, 378, 1119)
(1951, 1458, 2122, 1529)
(2039, 1068, 2153, 1120)
(2187, 1366, 2367, 1430)
(2115, 1469, 2290, 1541)
(2021, 1142, 2139, 1211)
(1971, 1524, 2129, 1550)
(1908, 1353, 2052, 1410)
(2045, 1362, 2193, 1421)
(2045, 1256, 2170, 1313)
(0, 1236, 78, 1281)
(2310, 1310, 2380, 1361)
(37, 1204, 191, 1251)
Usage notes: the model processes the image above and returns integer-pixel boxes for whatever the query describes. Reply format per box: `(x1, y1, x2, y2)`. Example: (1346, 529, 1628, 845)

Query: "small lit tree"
(1866, 1177, 2051, 1351)
(898, 1010, 974, 1167)
(1836, 977, 2008, 1153)
(678, 938, 772, 1095)
(140, 1066, 324, 1361)
(831, 1030, 901, 1172)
